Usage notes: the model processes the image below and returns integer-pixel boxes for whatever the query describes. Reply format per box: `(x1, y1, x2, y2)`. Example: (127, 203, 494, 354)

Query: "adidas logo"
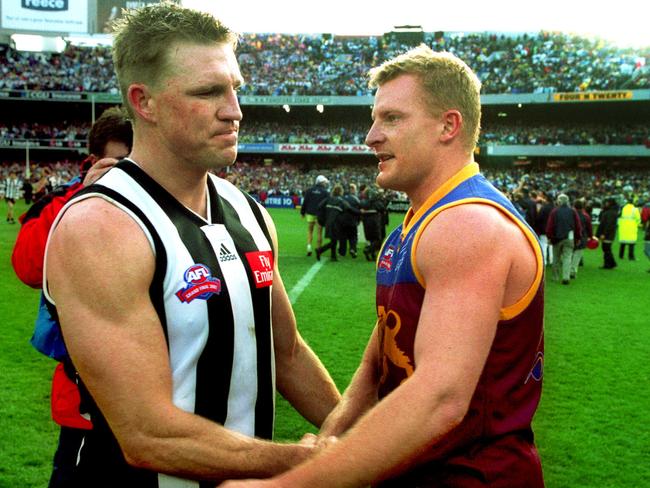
(219, 243, 238, 262)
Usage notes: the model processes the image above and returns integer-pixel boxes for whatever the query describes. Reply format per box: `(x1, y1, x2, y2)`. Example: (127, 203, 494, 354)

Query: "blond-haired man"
(224, 45, 545, 488)
(43, 3, 339, 486)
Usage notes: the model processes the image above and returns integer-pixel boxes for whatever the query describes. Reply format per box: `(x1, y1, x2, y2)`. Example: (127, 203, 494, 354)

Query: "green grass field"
(1, 200, 649, 487)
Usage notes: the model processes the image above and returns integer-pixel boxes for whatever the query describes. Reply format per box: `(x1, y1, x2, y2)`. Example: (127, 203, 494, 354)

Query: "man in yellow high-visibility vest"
(618, 196, 642, 261)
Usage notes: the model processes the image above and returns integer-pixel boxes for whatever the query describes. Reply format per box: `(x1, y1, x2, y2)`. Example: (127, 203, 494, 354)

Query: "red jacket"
(12, 181, 83, 288)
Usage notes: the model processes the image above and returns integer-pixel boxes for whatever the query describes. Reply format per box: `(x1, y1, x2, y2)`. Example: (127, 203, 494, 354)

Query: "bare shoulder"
(416, 203, 537, 305)
(416, 203, 534, 279)
(50, 197, 152, 253)
(419, 203, 524, 254)
(47, 197, 155, 300)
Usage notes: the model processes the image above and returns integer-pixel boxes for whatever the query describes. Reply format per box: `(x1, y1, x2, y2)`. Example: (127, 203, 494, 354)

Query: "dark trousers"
(317, 239, 338, 259)
(619, 243, 635, 260)
(49, 427, 86, 487)
(602, 242, 617, 268)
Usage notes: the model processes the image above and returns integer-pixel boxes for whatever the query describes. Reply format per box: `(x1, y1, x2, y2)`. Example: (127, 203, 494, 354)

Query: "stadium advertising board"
(263, 196, 296, 209)
(276, 144, 373, 154)
(553, 91, 633, 102)
(1, 0, 88, 33)
(95, 0, 161, 34)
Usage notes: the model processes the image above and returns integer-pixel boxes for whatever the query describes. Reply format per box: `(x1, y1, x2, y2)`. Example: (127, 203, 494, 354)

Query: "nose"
(219, 88, 243, 122)
(365, 121, 383, 148)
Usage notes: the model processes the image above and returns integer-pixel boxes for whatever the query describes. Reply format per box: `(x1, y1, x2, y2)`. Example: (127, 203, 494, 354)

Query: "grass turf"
(1, 200, 648, 487)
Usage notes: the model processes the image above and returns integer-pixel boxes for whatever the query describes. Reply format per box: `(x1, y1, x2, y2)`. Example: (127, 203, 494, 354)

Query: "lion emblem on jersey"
(378, 305, 414, 385)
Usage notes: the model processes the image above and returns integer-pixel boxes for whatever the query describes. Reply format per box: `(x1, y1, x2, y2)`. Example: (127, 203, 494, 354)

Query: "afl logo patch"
(175, 264, 221, 303)
(378, 245, 395, 271)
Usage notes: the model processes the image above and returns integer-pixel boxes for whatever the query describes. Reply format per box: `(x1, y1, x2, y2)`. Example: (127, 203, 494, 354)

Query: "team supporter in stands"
(2, 31, 648, 95)
(43, 4, 339, 486)
(224, 45, 545, 488)
(11, 107, 132, 488)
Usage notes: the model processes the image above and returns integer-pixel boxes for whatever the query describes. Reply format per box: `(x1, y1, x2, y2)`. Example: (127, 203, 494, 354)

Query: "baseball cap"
(316, 175, 329, 185)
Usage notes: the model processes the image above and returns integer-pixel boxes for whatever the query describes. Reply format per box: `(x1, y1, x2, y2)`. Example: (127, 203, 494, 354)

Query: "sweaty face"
(151, 42, 243, 171)
(365, 74, 443, 197)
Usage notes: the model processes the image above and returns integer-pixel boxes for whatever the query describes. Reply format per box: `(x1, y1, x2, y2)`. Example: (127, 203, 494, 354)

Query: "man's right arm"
(46, 198, 314, 482)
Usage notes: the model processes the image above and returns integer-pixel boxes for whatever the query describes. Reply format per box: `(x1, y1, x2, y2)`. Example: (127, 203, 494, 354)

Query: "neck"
(409, 156, 475, 213)
(129, 133, 209, 218)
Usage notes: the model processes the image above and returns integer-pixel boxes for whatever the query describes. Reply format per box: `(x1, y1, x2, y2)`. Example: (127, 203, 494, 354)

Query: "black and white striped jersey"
(44, 159, 276, 487)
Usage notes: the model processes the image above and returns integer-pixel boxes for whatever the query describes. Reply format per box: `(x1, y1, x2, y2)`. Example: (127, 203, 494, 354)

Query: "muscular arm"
(261, 208, 341, 427)
(47, 199, 313, 481)
(227, 204, 533, 487)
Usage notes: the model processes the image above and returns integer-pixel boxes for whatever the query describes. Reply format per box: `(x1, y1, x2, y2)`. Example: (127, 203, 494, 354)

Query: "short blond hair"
(112, 1, 238, 118)
(369, 44, 481, 153)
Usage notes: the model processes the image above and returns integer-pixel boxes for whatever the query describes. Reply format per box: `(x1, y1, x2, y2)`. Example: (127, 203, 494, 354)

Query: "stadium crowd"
(2, 31, 648, 95)
(2, 121, 649, 146)
(2, 158, 648, 209)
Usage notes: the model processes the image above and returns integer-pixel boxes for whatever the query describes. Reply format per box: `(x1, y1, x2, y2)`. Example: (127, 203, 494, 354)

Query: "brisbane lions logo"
(377, 305, 414, 386)
(175, 264, 221, 303)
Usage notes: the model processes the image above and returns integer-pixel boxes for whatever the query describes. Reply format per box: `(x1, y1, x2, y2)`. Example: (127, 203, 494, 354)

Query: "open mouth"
(376, 153, 394, 163)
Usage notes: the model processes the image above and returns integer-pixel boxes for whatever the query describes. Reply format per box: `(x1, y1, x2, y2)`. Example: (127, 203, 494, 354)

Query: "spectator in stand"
(3, 30, 649, 96)
(546, 193, 582, 284)
(300, 174, 330, 256)
(617, 195, 641, 261)
(570, 199, 593, 280)
(11, 106, 132, 488)
(596, 197, 619, 269)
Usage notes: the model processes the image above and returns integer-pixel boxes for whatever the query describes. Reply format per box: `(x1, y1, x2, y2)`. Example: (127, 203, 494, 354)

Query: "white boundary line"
(287, 260, 325, 305)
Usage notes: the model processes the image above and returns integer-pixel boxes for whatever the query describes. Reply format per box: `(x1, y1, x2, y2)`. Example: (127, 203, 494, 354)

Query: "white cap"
(316, 175, 329, 185)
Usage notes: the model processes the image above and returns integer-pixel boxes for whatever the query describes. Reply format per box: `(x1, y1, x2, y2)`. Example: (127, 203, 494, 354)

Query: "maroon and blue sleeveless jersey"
(375, 163, 545, 487)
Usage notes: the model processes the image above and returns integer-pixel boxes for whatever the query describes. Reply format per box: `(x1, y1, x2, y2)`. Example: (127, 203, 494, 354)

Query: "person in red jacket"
(11, 106, 132, 488)
(12, 107, 132, 286)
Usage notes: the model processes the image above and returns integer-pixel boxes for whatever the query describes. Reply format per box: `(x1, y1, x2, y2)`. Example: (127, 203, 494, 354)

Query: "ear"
(439, 110, 463, 143)
(127, 83, 157, 123)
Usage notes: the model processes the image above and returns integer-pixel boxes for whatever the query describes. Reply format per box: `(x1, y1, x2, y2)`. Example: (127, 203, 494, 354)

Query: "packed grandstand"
(1, 29, 649, 209)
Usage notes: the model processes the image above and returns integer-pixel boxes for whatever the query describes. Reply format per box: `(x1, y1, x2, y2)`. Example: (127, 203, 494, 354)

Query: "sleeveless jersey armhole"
(410, 198, 544, 321)
(42, 190, 158, 307)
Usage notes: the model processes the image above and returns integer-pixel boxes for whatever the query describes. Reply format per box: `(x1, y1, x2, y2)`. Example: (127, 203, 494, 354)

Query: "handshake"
(218, 434, 338, 488)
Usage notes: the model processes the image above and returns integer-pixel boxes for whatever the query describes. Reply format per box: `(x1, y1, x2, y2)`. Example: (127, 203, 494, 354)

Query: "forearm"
(114, 404, 313, 481)
(277, 374, 466, 488)
(276, 337, 340, 427)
